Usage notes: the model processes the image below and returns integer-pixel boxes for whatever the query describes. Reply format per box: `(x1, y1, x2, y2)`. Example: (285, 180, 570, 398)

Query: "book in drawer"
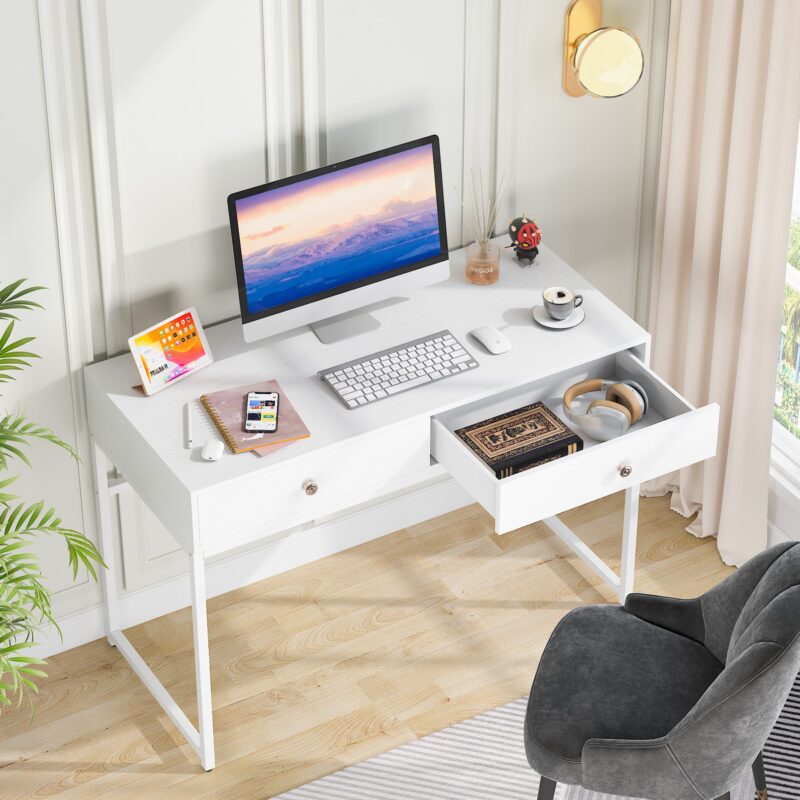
(455, 401, 583, 479)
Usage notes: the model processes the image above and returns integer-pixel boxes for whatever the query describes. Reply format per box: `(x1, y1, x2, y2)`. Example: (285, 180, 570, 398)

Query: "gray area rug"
(276, 674, 800, 800)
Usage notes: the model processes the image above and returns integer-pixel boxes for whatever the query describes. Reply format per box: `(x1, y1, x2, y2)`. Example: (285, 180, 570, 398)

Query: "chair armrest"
(623, 593, 706, 645)
(581, 738, 696, 800)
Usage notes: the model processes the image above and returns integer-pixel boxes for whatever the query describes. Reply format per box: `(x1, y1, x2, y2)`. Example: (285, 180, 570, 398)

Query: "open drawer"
(431, 351, 719, 534)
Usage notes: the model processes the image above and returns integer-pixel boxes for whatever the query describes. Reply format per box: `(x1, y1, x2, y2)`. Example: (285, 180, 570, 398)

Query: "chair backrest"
(700, 541, 799, 663)
(668, 542, 800, 798)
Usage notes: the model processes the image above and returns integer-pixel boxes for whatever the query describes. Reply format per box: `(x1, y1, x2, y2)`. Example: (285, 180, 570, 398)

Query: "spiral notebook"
(199, 380, 310, 455)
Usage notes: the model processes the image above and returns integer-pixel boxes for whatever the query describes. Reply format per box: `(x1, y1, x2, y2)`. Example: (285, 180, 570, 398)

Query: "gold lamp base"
(563, 0, 601, 97)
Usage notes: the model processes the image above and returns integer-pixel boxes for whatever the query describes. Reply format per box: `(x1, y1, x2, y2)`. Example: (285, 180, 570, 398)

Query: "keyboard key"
(386, 374, 431, 394)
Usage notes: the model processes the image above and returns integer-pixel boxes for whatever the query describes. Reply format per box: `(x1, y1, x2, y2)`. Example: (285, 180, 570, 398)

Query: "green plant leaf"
(0, 281, 45, 322)
(0, 499, 104, 711)
(0, 412, 79, 470)
(0, 322, 39, 384)
(0, 474, 18, 506)
(0, 281, 103, 715)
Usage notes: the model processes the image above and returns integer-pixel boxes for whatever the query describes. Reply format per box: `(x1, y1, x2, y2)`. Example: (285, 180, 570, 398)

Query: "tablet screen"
(129, 308, 212, 394)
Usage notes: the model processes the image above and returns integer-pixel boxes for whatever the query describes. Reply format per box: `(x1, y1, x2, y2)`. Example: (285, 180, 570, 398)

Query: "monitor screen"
(228, 137, 447, 321)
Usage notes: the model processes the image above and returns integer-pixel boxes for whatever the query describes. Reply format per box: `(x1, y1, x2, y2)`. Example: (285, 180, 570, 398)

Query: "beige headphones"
(563, 378, 648, 441)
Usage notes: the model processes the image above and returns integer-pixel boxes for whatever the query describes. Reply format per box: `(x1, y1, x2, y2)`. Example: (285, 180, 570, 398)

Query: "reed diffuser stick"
(470, 168, 509, 251)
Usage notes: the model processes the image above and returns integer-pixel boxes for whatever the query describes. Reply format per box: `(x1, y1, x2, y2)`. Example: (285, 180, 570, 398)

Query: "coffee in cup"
(543, 286, 583, 321)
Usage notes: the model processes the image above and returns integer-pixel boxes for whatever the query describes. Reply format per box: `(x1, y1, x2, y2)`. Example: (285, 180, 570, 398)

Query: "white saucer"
(532, 304, 585, 329)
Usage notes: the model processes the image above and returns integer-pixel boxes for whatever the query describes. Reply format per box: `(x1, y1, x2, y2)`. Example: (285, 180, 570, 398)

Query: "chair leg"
(537, 776, 557, 800)
(753, 751, 768, 800)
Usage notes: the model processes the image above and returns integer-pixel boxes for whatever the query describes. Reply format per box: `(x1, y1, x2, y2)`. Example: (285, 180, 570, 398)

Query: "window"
(772, 124, 800, 475)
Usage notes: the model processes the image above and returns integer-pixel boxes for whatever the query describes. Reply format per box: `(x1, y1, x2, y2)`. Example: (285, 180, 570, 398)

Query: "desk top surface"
(84, 242, 649, 494)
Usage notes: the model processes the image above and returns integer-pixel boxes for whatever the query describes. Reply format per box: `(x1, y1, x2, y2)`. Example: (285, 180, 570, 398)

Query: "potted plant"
(0, 279, 104, 712)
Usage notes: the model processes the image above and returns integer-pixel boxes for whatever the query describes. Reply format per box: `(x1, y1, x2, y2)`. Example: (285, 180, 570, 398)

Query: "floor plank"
(0, 494, 732, 799)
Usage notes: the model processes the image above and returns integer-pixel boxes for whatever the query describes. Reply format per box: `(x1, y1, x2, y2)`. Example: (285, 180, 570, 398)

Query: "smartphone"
(244, 391, 279, 433)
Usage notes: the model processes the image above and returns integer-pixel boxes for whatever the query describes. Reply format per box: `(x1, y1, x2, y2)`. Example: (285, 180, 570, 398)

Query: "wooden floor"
(0, 493, 732, 799)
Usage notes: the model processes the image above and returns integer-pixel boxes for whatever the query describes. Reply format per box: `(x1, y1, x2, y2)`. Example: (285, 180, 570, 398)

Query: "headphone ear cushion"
(587, 399, 631, 425)
(606, 383, 644, 424)
(619, 379, 648, 416)
(583, 400, 631, 441)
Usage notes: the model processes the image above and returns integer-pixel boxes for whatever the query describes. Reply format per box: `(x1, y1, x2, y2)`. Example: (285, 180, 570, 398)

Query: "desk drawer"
(197, 417, 429, 548)
(431, 351, 719, 534)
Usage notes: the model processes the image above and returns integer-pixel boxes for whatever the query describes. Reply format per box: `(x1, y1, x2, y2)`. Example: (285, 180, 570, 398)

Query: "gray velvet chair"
(524, 541, 800, 800)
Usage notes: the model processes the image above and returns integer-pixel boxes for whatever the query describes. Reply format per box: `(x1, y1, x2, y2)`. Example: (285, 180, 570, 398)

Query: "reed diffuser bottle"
(465, 170, 508, 286)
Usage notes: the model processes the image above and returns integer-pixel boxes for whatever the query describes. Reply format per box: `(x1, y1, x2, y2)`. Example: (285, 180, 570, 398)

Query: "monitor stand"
(310, 308, 381, 345)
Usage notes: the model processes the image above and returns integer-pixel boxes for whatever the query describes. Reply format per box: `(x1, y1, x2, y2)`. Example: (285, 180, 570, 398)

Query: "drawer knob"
(303, 479, 319, 496)
(618, 464, 633, 478)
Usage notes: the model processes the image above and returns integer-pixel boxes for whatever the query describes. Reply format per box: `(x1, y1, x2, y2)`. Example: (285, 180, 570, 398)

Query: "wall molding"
(80, 0, 131, 356)
(299, 0, 325, 170)
(494, 0, 525, 229)
(30, 476, 472, 660)
(460, 0, 500, 247)
(37, 0, 104, 613)
(262, 0, 300, 180)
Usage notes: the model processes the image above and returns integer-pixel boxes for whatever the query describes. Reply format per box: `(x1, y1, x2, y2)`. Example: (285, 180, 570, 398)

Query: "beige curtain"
(644, 0, 800, 566)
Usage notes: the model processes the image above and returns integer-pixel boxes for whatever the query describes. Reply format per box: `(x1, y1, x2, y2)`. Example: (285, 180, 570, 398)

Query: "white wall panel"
(0, 0, 96, 610)
(511, 0, 657, 312)
(322, 0, 467, 247)
(105, 0, 266, 332)
(4, 0, 670, 642)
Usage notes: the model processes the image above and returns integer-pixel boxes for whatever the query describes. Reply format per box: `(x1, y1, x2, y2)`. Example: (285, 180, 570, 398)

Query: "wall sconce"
(563, 0, 644, 98)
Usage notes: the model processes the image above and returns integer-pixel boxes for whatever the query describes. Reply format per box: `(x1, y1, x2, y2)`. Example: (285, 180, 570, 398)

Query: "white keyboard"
(318, 330, 479, 408)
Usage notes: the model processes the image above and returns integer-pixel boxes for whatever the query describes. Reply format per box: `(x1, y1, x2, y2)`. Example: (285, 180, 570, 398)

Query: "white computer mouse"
(469, 325, 511, 355)
(201, 438, 225, 462)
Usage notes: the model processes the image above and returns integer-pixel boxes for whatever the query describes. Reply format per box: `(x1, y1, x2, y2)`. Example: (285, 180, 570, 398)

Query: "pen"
(185, 401, 193, 449)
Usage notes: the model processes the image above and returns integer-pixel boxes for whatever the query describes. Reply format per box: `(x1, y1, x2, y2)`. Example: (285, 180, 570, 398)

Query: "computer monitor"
(228, 135, 449, 344)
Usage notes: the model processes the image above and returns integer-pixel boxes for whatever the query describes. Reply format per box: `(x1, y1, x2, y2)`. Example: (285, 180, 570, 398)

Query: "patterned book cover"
(200, 379, 310, 455)
(455, 401, 583, 479)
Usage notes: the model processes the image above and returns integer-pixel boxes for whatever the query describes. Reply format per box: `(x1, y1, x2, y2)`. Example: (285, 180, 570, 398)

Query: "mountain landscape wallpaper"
(235, 143, 442, 314)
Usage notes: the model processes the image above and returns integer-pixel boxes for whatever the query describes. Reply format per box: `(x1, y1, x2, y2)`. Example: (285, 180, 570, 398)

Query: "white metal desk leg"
(619, 484, 640, 603)
(91, 438, 120, 643)
(190, 549, 215, 771)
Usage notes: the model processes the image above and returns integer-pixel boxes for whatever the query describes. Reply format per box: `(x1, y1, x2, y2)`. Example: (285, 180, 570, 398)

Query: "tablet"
(128, 307, 213, 395)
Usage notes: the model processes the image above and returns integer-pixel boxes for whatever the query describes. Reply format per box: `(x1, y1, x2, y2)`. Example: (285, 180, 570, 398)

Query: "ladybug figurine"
(507, 215, 541, 267)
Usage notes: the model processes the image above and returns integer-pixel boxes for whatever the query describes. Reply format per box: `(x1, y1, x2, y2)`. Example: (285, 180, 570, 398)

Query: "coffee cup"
(542, 286, 583, 321)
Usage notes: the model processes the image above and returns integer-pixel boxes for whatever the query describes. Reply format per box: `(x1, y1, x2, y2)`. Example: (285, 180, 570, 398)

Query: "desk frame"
(92, 440, 216, 770)
(92, 437, 640, 772)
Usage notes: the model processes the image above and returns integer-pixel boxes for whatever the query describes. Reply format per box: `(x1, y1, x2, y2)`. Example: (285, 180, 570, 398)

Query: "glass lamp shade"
(574, 27, 643, 98)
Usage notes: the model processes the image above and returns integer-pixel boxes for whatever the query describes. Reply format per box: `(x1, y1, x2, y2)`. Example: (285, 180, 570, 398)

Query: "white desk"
(84, 242, 719, 770)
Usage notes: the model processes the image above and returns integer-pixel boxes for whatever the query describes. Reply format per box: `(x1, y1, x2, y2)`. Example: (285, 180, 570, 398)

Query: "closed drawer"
(431, 350, 719, 534)
(198, 416, 429, 548)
